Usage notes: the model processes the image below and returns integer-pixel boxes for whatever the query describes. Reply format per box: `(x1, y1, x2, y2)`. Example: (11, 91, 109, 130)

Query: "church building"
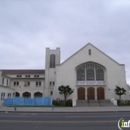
(0, 43, 129, 105)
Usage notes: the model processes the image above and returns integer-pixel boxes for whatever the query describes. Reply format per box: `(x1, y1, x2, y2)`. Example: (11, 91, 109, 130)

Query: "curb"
(0, 111, 130, 113)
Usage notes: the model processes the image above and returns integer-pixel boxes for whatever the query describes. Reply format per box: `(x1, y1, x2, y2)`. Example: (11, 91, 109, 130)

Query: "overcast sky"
(0, 0, 130, 84)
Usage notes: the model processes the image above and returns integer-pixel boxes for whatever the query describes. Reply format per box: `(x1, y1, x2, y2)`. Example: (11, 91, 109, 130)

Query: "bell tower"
(44, 47, 60, 97)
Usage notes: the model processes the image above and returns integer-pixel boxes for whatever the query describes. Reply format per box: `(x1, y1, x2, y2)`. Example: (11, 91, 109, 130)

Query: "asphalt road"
(0, 112, 129, 130)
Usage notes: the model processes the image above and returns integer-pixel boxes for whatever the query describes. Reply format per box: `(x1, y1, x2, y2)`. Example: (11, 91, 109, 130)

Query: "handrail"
(97, 96, 101, 106)
(87, 95, 90, 106)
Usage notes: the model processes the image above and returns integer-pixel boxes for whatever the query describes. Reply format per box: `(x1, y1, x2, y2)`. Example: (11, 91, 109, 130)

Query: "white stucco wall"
(0, 71, 15, 105)
(0, 44, 129, 101)
(0, 71, 11, 87)
(10, 79, 45, 98)
(45, 48, 60, 97)
(55, 44, 129, 100)
(0, 86, 15, 105)
(6, 74, 45, 78)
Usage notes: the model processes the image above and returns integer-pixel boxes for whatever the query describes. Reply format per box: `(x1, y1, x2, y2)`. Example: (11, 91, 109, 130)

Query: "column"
(31, 93, 34, 98)
(95, 87, 97, 100)
(85, 87, 88, 100)
(20, 93, 22, 98)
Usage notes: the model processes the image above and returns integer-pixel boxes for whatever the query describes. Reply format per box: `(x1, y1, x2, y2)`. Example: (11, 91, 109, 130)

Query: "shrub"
(117, 100, 130, 106)
(66, 99, 72, 106)
(52, 99, 72, 107)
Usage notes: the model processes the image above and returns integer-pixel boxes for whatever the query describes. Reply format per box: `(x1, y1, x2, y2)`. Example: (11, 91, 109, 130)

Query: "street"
(0, 112, 129, 130)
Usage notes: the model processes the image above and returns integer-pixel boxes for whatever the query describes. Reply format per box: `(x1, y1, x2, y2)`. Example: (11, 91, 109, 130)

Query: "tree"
(115, 86, 126, 101)
(58, 85, 74, 105)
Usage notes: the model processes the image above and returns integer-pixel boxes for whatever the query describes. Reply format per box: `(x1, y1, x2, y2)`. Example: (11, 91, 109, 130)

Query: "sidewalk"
(0, 106, 130, 113)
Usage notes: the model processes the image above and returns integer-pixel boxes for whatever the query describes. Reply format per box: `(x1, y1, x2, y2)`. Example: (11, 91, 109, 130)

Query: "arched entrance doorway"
(87, 87, 95, 100)
(22, 92, 31, 98)
(34, 92, 42, 98)
(15, 92, 20, 97)
(97, 87, 105, 100)
(77, 87, 85, 100)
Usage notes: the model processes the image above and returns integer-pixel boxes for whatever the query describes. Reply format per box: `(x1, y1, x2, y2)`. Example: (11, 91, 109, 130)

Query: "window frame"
(50, 54, 56, 68)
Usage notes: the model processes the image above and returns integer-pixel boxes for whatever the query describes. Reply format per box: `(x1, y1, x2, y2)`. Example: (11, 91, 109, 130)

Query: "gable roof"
(59, 43, 123, 66)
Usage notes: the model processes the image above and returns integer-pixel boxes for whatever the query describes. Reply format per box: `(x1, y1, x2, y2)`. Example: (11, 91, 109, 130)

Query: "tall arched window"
(86, 64, 94, 80)
(96, 69, 104, 80)
(50, 54, 55, 68)
(77, 65, 85, 81)
(86, 69, 94, 80)
(76, 62, 105, 81)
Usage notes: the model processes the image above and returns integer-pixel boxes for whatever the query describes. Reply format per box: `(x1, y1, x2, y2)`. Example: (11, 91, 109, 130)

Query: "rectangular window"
(89, 49, 91, 55)
(39, 82, 41, 86)
(50, 91, 53, 95)
(36, 82, 38, 86)
(28, 82, 30, 86)
(25, 81, 30, 87)
(26, 75, 30, 78)
(14, 82, 16, 86)
(50, 81, 55, 87)
(14, 82, 19, 86)
(7, 79, 8, 86)
(8, 93, 11, 98)
(36, 81, 41, 86)
(1, 93, 5, 100)
(2, 78, 4, 85)
(34, 75, 39, 78)
(17, 75, 22, 78)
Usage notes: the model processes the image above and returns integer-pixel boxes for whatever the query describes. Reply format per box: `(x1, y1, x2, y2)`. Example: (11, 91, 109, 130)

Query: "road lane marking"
(0, 114, 29, 117)
(0, 120, 118, 123)
(66, 115, 130, 118)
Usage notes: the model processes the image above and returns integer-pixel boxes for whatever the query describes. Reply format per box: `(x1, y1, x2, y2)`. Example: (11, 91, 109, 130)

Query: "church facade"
(0, 43, 129, 105)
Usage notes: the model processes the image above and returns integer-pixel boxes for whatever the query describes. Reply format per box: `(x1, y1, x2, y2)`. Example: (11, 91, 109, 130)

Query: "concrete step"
(89, 100, 100, 107)
(100, 102, 115, 106)
(89, 103, 100, 107)
(100, 100, 115, 106)
(76, 100, 90, 107)
(76, 100, 88, 103)
(89, 100, 99, 103)
(100, 100, 111, 103)
(76, 103, 90, 107)
(76, 100, 115, 107)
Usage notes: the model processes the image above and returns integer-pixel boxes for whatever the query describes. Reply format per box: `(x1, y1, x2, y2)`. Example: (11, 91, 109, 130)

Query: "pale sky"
(0, 0, 130, 84)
